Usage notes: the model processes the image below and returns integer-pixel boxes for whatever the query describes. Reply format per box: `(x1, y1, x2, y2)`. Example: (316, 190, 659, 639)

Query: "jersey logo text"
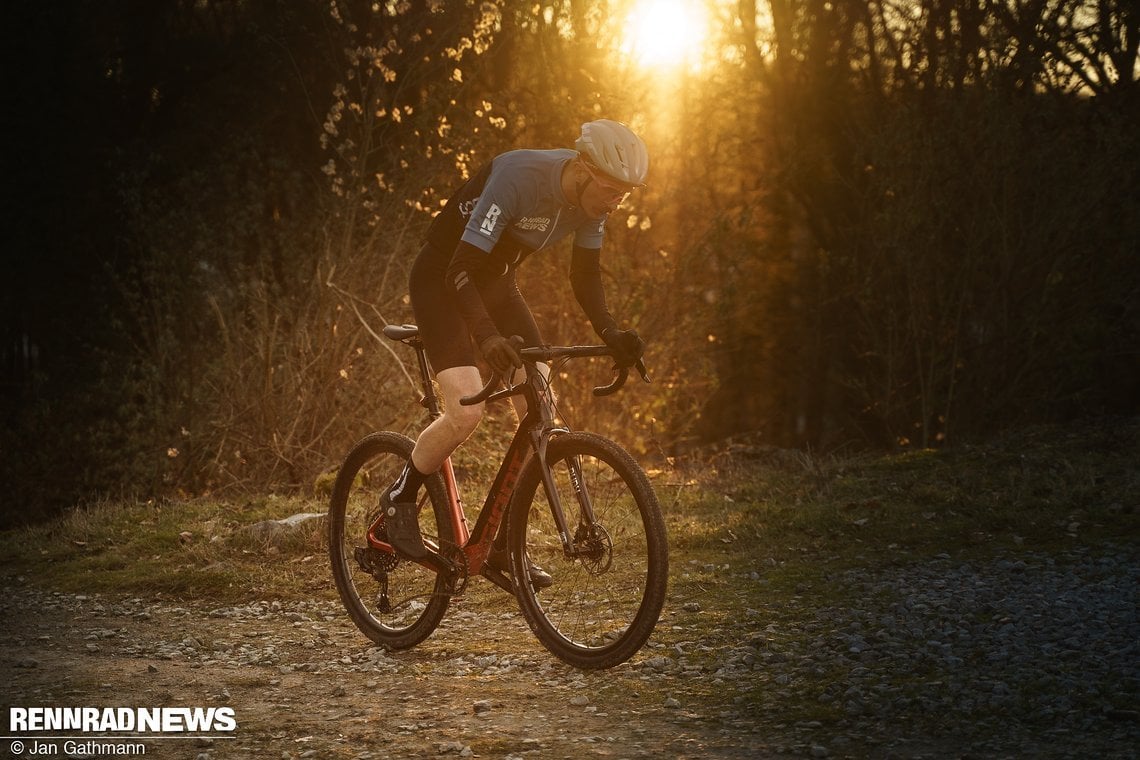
(514, 216, 550, 232)
(480, 203, 502, 236)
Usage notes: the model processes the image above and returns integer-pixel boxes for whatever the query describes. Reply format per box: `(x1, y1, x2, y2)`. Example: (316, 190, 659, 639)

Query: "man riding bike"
(381, 119, 649, 586)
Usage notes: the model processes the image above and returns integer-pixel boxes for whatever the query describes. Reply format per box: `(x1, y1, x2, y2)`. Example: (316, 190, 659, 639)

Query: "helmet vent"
(575, 119, 648, 186)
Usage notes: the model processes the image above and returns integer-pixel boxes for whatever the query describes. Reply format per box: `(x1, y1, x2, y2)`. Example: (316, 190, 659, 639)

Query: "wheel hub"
(575, 523, 613, 574)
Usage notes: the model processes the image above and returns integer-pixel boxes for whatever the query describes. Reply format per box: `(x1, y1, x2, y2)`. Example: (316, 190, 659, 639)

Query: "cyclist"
(382, 119, 649, 585)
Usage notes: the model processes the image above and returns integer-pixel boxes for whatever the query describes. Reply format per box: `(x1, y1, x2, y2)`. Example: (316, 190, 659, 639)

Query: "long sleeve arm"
(445, 240, 499, 346)
(569, 245, 618, 336)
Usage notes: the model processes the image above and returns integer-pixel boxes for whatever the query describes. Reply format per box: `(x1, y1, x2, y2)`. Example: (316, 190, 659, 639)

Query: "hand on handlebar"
(602, 327, 645, 369)
(480, 334, 523, 375)
(460, 342, 649, 405)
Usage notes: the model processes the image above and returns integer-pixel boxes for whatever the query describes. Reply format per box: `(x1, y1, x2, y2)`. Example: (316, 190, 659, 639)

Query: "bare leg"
(409, 365, 486, 473)
(384, 366, 485, 559)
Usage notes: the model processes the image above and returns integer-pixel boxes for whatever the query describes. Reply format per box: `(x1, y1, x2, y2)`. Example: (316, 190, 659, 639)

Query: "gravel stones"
(2, 544, 1137, 758)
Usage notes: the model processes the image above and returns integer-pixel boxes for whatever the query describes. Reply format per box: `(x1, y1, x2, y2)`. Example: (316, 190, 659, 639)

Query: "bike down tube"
(453, 351, 642, 569)
(463, 416, 534, 573)
(460, 369, 559, 574)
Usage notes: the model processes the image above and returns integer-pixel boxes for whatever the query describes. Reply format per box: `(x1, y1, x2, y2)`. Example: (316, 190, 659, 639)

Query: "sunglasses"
(583, 160, 637, 201)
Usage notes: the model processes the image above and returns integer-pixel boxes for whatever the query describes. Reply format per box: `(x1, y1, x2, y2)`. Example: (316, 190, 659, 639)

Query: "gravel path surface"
(3, 544, 1137, 759)
(761, 546, 1140, 758)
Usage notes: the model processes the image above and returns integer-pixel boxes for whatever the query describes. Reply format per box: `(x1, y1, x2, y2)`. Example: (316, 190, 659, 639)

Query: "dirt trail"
(5, 546, 1138, 760)
(1, 581, 771, 760)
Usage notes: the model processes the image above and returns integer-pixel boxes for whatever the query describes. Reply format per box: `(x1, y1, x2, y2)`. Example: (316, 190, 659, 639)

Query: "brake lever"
(635, 358, 651, 384)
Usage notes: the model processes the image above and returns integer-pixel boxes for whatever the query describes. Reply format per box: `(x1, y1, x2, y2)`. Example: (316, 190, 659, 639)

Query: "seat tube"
(415, 343, 443, 418)
(440, 456, 469, 544)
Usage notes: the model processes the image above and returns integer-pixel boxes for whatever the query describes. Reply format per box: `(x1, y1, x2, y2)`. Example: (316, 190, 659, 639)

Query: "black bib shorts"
(409, 243, 542, 373)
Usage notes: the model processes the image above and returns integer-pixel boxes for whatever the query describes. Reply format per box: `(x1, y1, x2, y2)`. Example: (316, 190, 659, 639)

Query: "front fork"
(532, 426, 598, 559)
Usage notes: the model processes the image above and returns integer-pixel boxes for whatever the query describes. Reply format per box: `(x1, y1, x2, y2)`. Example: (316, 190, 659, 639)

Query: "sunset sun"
(622, 0, 710, 69)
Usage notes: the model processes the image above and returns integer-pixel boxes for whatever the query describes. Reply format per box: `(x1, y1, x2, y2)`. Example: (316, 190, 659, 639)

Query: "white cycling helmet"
(575, 119, 649, 187)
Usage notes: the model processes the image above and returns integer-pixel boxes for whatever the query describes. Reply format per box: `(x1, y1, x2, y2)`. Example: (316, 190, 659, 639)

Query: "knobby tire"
(328, 431, 455, 649)
(508, 432, 668, 669)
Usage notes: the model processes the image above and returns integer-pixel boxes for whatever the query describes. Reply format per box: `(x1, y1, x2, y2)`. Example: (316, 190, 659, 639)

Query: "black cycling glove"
(480, 335, 523, 375)
(602, 328, 645, 369)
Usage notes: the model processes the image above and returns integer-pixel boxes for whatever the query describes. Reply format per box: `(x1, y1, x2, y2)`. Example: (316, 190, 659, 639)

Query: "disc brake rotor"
(575, 523, 613, 574)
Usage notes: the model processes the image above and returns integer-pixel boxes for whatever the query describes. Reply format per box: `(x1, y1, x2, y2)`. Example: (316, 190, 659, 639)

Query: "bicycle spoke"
(510, 432, 667, 668)
(329, 432, 454, 649)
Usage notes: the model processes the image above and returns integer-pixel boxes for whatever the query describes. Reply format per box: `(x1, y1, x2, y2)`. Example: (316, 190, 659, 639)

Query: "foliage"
(727, 0, 1140, 448)
(2, 0, 1138, 520)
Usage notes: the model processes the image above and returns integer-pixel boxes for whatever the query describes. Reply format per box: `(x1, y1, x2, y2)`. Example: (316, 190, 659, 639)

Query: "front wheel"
(328, 432, 455, 649)
(509, 432, 668, 669)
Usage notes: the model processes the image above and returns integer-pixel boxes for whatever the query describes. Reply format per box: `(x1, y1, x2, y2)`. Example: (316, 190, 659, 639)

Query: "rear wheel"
(509, 432, 668, 669)
(328, 432, 455, 649)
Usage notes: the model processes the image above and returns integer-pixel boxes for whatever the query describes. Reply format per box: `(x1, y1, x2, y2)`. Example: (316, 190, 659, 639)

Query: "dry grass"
(2, 418, 1135, 603)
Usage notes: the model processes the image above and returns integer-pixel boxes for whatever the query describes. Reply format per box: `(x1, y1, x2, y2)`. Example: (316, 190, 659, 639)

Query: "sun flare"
(622, 0, 710, 70)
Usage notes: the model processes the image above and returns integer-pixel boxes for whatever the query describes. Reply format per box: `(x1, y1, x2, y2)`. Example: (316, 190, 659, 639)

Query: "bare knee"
(435, 365, 486, 442)
(411, 365, 487, 467)
(411, 400, 484, 472)
(442, 402, 484, 441)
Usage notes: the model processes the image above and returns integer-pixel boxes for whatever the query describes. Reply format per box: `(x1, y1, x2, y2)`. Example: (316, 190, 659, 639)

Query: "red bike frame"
(365, 327, 638, 591)
(364, 336, 549, 591)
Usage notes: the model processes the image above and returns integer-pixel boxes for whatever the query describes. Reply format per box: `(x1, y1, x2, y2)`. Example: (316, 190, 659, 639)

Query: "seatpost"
(412, 339, 442, 419)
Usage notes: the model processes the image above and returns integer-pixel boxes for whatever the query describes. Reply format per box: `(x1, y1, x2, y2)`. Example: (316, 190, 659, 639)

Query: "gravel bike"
(328, 324, 668, 669)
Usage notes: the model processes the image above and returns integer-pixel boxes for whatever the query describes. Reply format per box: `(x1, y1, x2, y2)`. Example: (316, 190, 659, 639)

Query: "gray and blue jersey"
(415, 147, 619, 352)
(425, 149, 607, 274)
